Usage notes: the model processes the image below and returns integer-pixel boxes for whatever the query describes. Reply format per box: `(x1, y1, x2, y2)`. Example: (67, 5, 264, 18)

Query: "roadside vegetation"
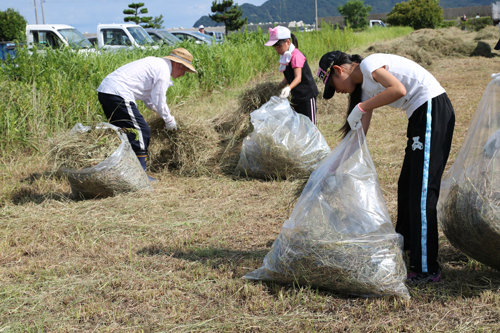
(1, 25, 500, 331)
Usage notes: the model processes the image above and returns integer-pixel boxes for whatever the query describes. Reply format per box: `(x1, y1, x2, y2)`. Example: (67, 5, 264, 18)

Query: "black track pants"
(98, 92, 150, 155)
(395, 93, 455, 274)
(291, 96, 317, 125)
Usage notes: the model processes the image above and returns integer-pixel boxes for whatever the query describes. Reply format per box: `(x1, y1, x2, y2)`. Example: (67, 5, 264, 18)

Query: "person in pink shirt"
(265, 26, 319, 124)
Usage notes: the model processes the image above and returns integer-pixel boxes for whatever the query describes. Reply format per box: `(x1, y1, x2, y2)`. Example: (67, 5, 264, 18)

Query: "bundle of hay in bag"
(49, 123, 151, 199)
(244, 129, 409, 298)
(234, 97, 331, 179)
(438, 76, 500, 269)
(213, 82, 281, 174)
(440, 169, 500, 270)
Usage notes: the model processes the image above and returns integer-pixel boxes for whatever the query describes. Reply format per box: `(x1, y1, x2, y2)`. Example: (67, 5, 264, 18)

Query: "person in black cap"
(317, 51, 455, 284)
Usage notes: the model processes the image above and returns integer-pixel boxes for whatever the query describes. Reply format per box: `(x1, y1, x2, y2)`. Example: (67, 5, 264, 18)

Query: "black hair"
(333, 52, 364, 138)
(275, 33, 298, 49)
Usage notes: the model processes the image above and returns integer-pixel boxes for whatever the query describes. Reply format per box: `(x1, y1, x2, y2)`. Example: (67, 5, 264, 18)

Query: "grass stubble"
(1, 28, 500, 331)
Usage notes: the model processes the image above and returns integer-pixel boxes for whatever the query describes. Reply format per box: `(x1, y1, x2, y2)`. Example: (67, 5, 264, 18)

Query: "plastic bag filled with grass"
(244, 128, 409, 298)
(438, 74, 500, 270)
(49, 122, 151, 199)
(234, 96, 331, 179)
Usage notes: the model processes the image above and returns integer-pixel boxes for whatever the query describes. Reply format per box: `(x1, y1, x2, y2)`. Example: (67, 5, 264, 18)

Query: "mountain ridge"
(194, 0, 493, 27)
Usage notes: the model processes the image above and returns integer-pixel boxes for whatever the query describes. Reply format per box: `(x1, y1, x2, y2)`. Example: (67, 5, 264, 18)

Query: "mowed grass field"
(1, 27, 500, 331)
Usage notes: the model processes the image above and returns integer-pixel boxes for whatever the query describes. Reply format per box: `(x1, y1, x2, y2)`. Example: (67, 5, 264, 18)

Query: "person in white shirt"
(198, 25, 206, 34)
(317, 51, 455, 284)
(97, 48, 196, 180)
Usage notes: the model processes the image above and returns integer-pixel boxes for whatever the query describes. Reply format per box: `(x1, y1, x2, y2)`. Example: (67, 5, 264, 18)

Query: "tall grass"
(0, 25, 412, 152)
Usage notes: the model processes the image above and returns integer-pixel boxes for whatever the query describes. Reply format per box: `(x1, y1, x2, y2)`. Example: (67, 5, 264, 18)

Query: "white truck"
(95, 23, 157, 51)
(369, 20, 387, 28)
(26, 24, 93, 51)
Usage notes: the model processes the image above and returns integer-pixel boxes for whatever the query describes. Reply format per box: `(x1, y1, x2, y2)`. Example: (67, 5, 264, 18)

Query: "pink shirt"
(290, 49, 306, 69)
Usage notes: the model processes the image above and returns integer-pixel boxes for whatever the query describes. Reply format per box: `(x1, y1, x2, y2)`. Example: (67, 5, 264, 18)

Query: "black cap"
(317, 51, 343, 99)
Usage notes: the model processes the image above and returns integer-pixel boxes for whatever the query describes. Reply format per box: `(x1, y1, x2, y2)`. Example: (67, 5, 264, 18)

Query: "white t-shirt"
(360, 53, 445, 119)
(97, 57, 175, 123)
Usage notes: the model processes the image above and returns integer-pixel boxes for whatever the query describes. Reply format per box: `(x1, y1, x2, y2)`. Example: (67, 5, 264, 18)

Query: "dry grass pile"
(474, 26, 500, 41)
(261, 230, 408, 298)
(214, 82, 281, 175)
(147, 82, 281, 177)
(48, 125, 151, 199)
(440, 166, 500, 270)
(148, 114, 221, 177)
(49, 127, 122, 170)
(365, 28, 496, 66)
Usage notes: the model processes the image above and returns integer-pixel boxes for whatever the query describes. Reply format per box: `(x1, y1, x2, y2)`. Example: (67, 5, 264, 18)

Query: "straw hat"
(164, 48, 196, 73)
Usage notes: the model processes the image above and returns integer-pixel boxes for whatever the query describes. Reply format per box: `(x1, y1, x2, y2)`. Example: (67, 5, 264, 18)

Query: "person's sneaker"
(407, 269, 442, 284)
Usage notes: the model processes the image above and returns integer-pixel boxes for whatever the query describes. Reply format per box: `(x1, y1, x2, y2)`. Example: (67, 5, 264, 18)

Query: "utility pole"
(34, 0, 39, 24)
(315, 0, 318, 31)
(41, 0, 46, 24)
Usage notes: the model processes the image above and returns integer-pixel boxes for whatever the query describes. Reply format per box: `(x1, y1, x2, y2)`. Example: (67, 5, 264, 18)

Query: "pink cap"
(264, 26, 291, 46)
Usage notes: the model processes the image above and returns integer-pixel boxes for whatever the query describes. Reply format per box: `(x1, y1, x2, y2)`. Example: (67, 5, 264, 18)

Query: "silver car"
(145, 29, 181, 46)
(169, 30, 212, 45)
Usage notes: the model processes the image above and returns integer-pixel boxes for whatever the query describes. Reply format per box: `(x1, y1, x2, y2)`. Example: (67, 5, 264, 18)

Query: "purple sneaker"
(407, 269, 442, 284)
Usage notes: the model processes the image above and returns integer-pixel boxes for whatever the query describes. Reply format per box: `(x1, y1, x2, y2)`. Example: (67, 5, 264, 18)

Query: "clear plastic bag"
(61, 123, 152, 199)
(244, 128, 409, 298)
(438, 74, 500, 269)
(234, 97, 331, 179)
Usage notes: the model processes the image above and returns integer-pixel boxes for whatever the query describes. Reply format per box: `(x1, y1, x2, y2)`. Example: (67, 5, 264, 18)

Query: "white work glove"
(347, 104, 366, 131)
(492, 73, 500, 86)
(165, 117, 177, 131)
(280, 86, 291, 99)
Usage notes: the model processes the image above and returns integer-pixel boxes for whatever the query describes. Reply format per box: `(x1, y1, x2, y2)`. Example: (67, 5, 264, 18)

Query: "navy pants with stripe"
(98, 92, 150, 156)
(395, 93, 455, 274)
(291, 96, 317, 125)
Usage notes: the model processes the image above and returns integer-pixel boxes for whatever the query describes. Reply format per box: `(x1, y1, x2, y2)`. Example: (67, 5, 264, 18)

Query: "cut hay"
(440, 169, 500, 270)
(364, 28, 495, 66)
(213, 81, 281, 175)
(49, 123, 151, 199)
(234, 134, 318, 179)
(245, 130, 409, 298)
(147, 82, 287, 178)
(49, 126, 122, 170)
(148, 114, 221, 177)
(474, 26, 500, 41)
(234, 97, 331, 180)
(238, 82, 282, 115)
(262, 230, 408, 297)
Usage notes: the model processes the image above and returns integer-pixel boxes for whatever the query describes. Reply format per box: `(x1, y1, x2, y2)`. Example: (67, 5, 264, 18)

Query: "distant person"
(198, 25, 206, 34)
(317, 51, 455, 284)
(265, 26, 319, 124)
(461, 14, 467, 21)
(476, 12, 480, 18)
(97, 48, 197, 180)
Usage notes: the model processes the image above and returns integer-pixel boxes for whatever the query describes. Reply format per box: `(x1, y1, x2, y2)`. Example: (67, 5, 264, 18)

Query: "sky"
(1, 0, 268, 34)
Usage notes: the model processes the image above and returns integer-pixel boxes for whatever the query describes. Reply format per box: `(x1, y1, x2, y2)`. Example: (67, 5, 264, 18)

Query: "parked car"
(170, 30, 212, 45)
(145, 29, 181, 46)
(26, 24, 93, 50)
(97, 23, 157, 51)
(205, 31, 224, 43)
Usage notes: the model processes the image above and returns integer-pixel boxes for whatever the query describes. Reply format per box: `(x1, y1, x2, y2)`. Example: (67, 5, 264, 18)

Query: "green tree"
(209, 0, 247, 35)
(386, 0, 443, 30)
(0, 8, 27, 42)
(150, 15, 165, 29)
(337, 0, 372, 29)
(123, 2, 153, 28)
